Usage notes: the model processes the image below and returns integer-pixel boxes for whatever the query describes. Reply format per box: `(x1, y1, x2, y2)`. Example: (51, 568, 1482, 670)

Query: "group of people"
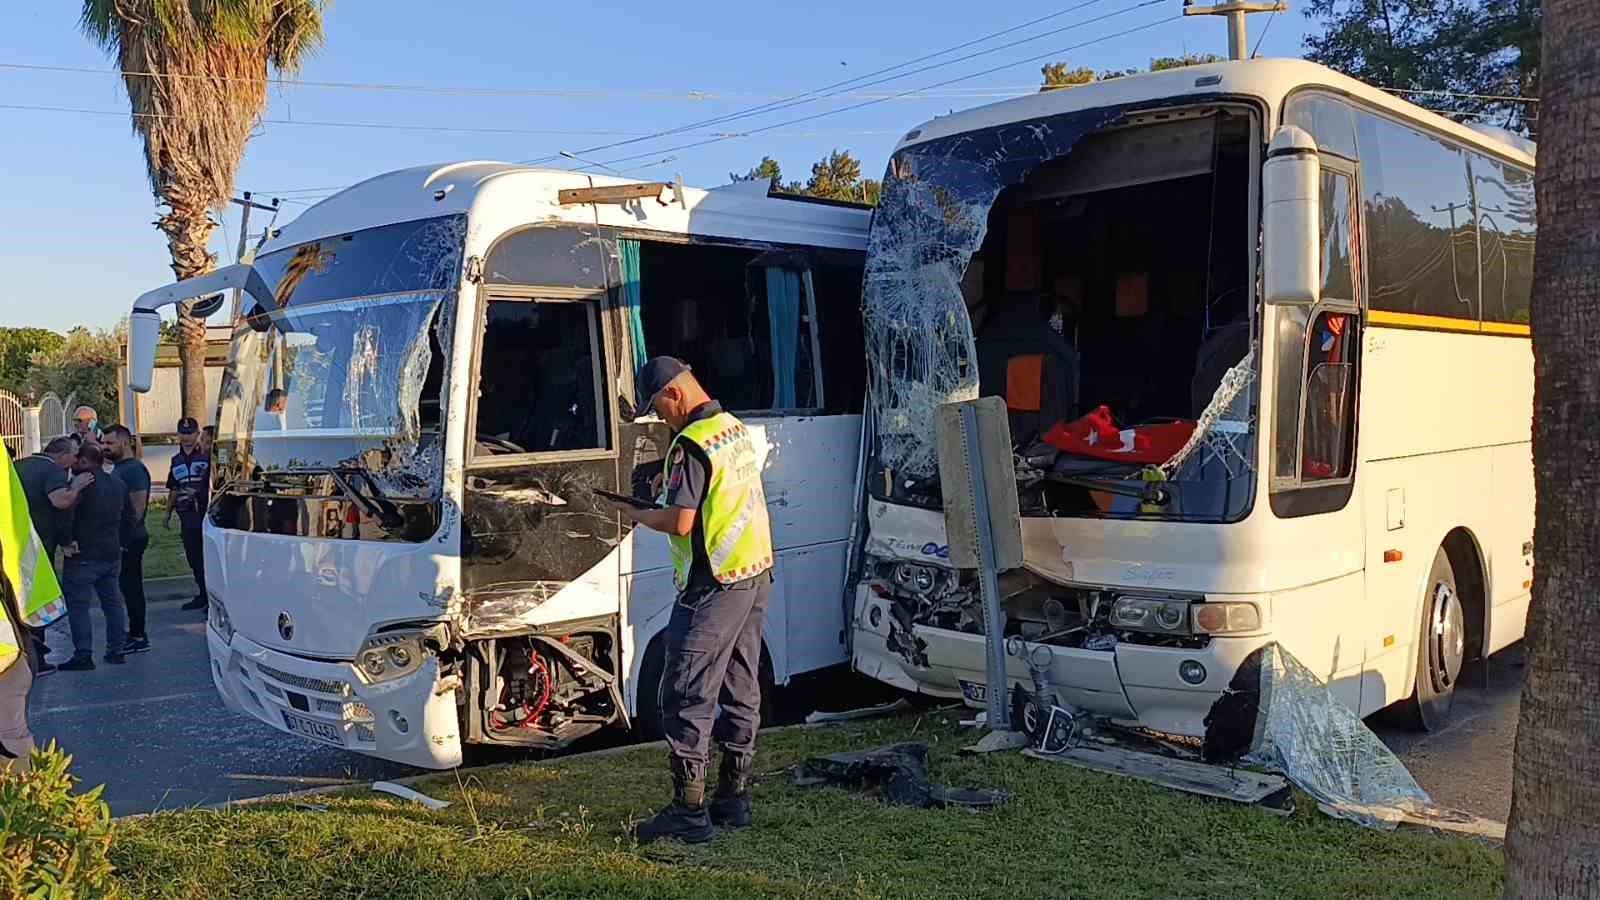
(11, 407, 211, 673)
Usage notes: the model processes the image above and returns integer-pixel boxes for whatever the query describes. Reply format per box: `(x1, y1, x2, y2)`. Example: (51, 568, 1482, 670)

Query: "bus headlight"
(1111, 597, 1191, 635)
(356, 631, 426, 683)
(207, 593, 234, 644)
(1192, 602, 1263, 634)
(890, 562, 940, 595)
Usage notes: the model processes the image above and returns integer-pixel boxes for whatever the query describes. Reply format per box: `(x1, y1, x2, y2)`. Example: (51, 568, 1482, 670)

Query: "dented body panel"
(192, 163, 869, 767)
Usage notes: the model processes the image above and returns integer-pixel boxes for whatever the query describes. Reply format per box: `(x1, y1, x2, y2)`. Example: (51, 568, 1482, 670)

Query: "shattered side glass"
(1205, 643, 1433, 831)
(864, 107, 1127, 481)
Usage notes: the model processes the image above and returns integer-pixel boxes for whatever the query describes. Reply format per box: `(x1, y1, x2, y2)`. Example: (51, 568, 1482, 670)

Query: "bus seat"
(1005, 353, 1071, 444)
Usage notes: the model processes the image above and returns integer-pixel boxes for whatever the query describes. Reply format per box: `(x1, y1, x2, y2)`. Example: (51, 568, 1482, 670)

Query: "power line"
(0, 103, 906, 139)
(521, 0, 1158, 165)
(583, 13, 1181, 170)
(0, 60, 1045, 103)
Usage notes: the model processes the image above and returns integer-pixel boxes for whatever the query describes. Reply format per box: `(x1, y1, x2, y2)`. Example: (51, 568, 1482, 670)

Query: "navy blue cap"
(635, 356, 691, 414)
(176, 417, 199, 435)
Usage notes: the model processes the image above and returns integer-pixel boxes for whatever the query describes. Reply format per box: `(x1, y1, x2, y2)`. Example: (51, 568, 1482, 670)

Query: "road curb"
(144, 575, 198, 603)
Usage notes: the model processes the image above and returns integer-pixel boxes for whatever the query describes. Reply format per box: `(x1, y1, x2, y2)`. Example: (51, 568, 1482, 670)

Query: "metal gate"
(37, 392, 65, 441)
(0, 390, 22, 456)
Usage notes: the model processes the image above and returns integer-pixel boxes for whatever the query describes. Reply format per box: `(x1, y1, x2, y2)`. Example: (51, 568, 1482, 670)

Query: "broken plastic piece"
(795, 742, 1010, 810)
(1023, 744, 1291, 808)
(371, 781, 451, 810)
(963, 730, 1031, 754)
(1203, 642, 1431, 831)
(803, 698, 914, 724)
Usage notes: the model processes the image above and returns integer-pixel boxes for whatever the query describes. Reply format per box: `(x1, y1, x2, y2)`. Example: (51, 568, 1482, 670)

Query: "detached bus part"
(850, 59, 1535, 739)
(128, 165, 871, 768)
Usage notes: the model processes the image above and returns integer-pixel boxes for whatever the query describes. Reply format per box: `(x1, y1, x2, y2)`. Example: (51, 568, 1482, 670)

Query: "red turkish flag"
(1043, 405, 1196, 465)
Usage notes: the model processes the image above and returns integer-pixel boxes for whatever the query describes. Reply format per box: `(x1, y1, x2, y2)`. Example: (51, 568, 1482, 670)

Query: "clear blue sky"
(0, 1, 1315, 333)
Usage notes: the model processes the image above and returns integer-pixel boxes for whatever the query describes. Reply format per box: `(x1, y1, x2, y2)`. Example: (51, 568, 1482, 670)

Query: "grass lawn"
(111, 712, 1503, 899)
(140, 498, 189, 579)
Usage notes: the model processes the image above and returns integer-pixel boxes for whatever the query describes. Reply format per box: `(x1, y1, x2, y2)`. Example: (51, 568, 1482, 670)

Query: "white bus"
(126, 164, 871, 768)
(849, 58, 1534, 737)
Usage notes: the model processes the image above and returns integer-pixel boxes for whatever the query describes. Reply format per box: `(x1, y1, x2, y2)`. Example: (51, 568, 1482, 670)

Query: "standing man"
(13, 437, 93, 674)
(104, 426, 153, 654)
(165, 417, 211, 613)
(606, 358, 774, 845)
(58, 444, 133, 669)
(1, 442, 67, 775)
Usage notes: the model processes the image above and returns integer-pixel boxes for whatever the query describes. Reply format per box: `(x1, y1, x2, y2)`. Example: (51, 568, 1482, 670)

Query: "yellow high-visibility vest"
(0, 450, 65, 672)
(660, 412, 774, 591)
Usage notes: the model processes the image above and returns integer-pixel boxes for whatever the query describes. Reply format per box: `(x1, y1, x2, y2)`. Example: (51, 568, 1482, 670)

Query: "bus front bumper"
(852, 586, 1270, 737)
(206, 628, 463, 769)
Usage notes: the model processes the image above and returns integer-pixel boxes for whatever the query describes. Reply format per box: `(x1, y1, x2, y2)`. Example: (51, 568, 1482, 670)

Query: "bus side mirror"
(1263, 125, 1320, 306)
(127, 311, 160, 393)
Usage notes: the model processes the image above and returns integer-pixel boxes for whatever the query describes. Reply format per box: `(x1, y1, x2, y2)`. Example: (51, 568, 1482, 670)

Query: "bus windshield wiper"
(281, 463, 405, 528)
(1044, 469, 1174, 506)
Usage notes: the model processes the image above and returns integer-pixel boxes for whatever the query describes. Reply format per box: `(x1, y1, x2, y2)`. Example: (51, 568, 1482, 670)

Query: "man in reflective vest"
(1, 447, 68, 775)
(607, 357, 774, 844)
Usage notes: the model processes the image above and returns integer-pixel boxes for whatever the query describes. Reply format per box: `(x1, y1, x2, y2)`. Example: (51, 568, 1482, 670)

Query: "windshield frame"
(861, 95, 1267, 526)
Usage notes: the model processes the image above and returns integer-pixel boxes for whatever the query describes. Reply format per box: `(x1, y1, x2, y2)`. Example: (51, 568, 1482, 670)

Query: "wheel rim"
(1428, 581, 1465, 691)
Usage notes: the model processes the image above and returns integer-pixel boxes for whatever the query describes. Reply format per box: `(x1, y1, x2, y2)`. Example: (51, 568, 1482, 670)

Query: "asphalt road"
(27, 586, 1527, 822)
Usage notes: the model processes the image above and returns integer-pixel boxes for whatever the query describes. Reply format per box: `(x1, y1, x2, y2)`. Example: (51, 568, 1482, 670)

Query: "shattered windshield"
(215, 215, 464, 497)
(863, 102, 1259, 522)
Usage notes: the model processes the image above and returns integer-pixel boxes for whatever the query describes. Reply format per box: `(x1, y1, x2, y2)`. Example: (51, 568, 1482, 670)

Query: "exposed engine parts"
(460, 620, 627, 749)
(866, 558, 1213, 673)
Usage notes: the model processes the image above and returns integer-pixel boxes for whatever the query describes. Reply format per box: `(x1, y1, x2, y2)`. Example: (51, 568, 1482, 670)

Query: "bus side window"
(1301, 313, 1358, 481)
(473, 298, 608, 456)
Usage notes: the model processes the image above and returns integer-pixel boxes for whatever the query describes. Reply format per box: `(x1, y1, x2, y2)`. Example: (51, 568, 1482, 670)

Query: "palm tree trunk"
(157, 205, 217, 423)
(1504, 1, 1600, 896)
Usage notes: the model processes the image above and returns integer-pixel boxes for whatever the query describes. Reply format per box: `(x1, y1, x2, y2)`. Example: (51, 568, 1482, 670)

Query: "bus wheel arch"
(632, 629, 777, 743)
(1401, 530, 1482, 732)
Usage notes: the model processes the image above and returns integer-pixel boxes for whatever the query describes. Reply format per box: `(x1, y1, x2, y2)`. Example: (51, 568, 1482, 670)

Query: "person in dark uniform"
(164, 417, 211, 612)
(604, 357, 775, 845)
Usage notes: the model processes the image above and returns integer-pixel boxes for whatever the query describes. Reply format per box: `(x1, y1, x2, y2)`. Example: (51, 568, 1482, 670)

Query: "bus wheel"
(1403, 546, 1465, 732)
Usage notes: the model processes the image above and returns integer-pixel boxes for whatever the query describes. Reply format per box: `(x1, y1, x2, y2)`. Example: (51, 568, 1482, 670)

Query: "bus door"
(460, 288, 624, 631)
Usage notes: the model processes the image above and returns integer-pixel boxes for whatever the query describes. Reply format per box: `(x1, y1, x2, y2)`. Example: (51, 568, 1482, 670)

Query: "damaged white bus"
(126, 164, 869, 768)
(851, 58, 1535, 738)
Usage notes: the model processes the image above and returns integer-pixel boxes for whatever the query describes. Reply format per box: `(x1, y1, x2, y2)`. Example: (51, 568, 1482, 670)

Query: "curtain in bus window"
(864, 104, 1128, 479)
(1301, 312, 1357, 481)
(618, 239, 648, 374)
(765, 267, 802, 408)
(1471, 155, 1536, 327)
(1355, 112, 1478, 321)
(1272, 305, 1309, 482)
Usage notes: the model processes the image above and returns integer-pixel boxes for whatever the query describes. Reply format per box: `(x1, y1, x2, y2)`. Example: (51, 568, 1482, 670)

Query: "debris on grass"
(804, 698, 914, 724)
(371, 781, 451, 810)
(795, 741, 1010, 810)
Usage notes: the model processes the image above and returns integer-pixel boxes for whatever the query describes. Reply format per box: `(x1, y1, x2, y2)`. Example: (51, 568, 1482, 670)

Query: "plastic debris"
(1203, 642, 1431, 831)
(804, 698, 914, 724)
(794, 742, 1010, 810)
(372, 781, 451, 810)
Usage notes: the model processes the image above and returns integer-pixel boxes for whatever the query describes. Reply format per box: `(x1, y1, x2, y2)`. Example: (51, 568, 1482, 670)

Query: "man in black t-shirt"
(13, 436, 93, 673)
(105, 426, 153, 654)
(165, 417, 211, 612)
(58, 444, 134, 669)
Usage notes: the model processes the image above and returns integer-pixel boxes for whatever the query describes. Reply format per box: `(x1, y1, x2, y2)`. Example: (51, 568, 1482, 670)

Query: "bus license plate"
(959, 680, 987, 703)
(282, 711, 343, 746)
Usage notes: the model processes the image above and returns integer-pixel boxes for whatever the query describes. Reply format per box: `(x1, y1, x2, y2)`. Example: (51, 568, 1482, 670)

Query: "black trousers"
(180, 523, 207, 599)
(121, 536, 149, 638)
(660, 576, 770, 783)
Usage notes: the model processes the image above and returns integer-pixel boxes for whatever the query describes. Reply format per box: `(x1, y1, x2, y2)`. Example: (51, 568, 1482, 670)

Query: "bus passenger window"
(473, 299, 608, 456)
(1300, 312, 1357, 481)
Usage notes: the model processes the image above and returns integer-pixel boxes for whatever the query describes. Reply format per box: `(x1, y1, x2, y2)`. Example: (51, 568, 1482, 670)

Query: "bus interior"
(961, 107, 1257, 519)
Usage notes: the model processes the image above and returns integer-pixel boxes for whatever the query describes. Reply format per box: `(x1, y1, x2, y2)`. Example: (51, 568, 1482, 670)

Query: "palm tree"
(1504, 0, 1600, 896)
(81, 0, 325, 422)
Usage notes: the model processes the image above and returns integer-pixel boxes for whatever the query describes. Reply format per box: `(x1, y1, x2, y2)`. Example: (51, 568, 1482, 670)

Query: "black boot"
(709, 752, 754, 829)
(635, 759, 713, 845)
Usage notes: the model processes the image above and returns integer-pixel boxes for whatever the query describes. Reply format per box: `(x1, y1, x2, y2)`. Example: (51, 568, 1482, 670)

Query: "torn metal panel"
(1204, 643, 1433, 831)
(863, 107, 1127, 481)
(1022, 744, 1291, 808)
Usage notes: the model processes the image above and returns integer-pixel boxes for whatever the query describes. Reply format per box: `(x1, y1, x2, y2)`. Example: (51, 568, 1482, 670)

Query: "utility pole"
(1182, 0, 1289, 60)
(227, 191, 280, 323)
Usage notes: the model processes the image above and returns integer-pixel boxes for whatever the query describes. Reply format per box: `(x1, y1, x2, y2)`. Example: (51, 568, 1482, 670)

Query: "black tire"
(1402, 546, 1465, 732)
(634, 638, 667, 742)
(632, 638, 778, 740)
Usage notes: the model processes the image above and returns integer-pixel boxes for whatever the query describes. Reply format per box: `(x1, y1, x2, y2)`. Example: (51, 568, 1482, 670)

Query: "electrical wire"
(521, 0, 1163, 165)
(581, 13, 1180, 170)
(1249, 9, 1279, 58)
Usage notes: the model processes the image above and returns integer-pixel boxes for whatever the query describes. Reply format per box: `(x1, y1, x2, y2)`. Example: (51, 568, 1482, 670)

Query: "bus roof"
(893, 57, 1536, 169)
(263, 162, 871, 255)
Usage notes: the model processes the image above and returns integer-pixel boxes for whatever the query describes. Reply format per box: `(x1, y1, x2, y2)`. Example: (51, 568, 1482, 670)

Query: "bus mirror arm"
(127, 264, 274, 394)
